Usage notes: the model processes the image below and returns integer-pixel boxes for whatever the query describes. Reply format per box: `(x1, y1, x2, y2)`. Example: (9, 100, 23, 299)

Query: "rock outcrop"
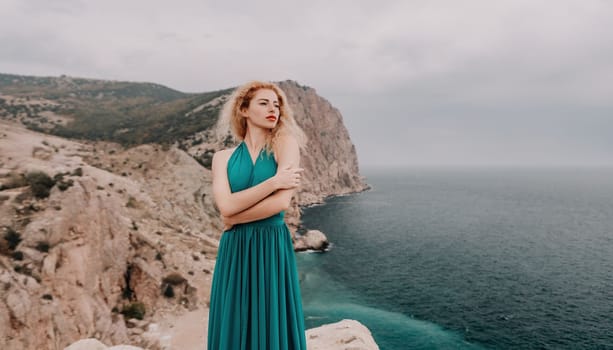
(0, 121, 218, 349)
(279, 81, 367, 205)
(64, 338, 144, 350)
(294, 229, 330, 252)
(306, 319, 380, 350)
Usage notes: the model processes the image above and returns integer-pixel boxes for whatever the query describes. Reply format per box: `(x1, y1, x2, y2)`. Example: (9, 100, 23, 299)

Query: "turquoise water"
(296, 167, 613, 349)
(298, 252, 484, 349)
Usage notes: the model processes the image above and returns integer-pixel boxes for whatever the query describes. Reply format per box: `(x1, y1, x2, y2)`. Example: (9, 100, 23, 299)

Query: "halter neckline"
(242, 141, 264, 166)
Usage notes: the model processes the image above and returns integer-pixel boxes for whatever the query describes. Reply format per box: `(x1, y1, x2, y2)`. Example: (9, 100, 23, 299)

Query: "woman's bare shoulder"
(273, 134, 299, 165)
(213, 147, 238, 164)
(215, 147, 237, 156)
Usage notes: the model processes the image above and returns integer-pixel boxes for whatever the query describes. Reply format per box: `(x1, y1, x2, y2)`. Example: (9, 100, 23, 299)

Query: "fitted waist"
(234, 214, 285, 228)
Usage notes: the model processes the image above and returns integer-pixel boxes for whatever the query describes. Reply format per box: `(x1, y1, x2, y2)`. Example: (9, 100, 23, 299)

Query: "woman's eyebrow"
(256, 98, 279, 103)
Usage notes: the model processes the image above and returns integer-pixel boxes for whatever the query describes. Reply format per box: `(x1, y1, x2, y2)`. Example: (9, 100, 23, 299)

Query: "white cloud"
(0, 0, 611, 166)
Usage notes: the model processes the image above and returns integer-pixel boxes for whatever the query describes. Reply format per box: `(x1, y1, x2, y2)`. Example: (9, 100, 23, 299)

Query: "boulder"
(63, 338, 108, 350)
(306, 319, 380, 350)
(294, 229, 329, 252)
(64, 338, 145, 350)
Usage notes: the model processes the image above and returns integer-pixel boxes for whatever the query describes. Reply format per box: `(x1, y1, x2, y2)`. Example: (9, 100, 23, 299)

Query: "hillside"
(0, 73, 231, 145)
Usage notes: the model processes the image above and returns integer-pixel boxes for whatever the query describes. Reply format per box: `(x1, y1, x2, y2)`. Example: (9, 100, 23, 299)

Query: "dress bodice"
(227, 141, 284, 223)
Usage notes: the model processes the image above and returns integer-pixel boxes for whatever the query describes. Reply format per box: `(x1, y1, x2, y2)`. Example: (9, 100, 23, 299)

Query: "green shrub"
(162, 272, 186, 285)
(191, 138, 203, 146)
(36, 241, 50, 253)
(163, 284, 174, 298)
(195, 149, 215, 169)
(120, 302, 146, 320)
(126, 196, 138, 208)
(71, 167, 83, 176)
(4, 227, 22, 250)
(11, 251, 24, 260)
(57, 179, 74, 191)
(14, 264, 33, 277)
(25, 171, 55, 198)
(53, 173, 74, 191)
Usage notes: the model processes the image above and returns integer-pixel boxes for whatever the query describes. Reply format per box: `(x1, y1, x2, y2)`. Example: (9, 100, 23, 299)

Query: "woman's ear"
(239, 107, 248, 118)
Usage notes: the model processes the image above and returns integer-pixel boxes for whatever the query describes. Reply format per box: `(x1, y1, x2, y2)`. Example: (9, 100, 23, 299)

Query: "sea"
(295, 167, 613, 350)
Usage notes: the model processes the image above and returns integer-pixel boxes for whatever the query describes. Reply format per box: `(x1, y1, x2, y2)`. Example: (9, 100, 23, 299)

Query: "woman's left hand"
(221, 215, 234, 231)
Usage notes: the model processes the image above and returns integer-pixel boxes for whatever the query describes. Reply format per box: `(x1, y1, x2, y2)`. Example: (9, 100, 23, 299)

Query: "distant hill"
(0, 73, 232, 145)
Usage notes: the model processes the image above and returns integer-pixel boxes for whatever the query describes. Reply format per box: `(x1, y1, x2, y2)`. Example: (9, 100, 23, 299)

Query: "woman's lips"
(266, 116, 277, 121)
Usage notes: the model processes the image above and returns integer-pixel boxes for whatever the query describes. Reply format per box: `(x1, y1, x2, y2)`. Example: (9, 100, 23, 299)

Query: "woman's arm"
(223, 135, 301, 226)
(211, 148, 302, 217)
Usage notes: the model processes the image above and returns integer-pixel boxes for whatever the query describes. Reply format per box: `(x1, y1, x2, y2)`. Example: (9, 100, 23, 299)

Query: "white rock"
(107, 346, 145, 350)
(306, 319, 379, 350)
(63, 338, 145, 350)
(63, 338, 108, 350)
(6, 288, 31, 325)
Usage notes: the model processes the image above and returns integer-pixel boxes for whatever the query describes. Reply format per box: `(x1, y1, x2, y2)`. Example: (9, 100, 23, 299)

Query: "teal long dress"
(207, 141, 307, 350)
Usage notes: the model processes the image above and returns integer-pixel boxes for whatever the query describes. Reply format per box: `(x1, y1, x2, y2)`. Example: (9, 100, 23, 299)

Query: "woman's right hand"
(273, 166, 304, 189)
(221, 215, 234, 231)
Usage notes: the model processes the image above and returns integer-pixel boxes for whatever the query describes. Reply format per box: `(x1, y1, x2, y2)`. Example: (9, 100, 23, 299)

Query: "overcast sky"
(1, 0, 612, 168)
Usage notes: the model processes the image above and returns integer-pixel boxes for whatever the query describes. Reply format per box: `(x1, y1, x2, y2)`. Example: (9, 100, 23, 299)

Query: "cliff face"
(0, 122, 220, 349)
(279, 81, 367, 206)
(0, 78, 370, 349)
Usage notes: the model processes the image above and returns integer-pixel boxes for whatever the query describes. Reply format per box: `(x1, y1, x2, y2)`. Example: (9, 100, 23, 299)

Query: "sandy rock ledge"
(64, 318, 379, 350)
(306, 319, 380, 350)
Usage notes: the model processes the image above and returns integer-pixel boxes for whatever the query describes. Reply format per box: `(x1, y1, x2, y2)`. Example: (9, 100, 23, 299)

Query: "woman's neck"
(243, 127, 268, 151)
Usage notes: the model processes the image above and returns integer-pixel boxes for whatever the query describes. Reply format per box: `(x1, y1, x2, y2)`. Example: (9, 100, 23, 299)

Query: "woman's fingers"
(275, 167, 304, 189)
(220, 215, 233, 231)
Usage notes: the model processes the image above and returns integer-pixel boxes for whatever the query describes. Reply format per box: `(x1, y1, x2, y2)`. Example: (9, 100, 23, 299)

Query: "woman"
(207, 81, 308, 349)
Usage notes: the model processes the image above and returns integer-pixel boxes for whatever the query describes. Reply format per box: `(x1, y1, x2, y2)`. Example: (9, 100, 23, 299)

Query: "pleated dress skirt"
(207, 142, 307, 350)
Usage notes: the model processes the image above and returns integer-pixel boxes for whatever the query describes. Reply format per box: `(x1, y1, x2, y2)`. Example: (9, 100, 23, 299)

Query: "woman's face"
(241, 89, 280, 130)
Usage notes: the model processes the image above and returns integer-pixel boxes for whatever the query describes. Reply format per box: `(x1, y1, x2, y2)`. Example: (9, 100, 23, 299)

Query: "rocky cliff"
(0, 76, 371, 349)
(0, 121, 219, 349)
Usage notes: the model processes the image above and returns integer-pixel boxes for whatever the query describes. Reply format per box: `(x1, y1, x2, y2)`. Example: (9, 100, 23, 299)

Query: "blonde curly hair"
(218, 81, 307, 152)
